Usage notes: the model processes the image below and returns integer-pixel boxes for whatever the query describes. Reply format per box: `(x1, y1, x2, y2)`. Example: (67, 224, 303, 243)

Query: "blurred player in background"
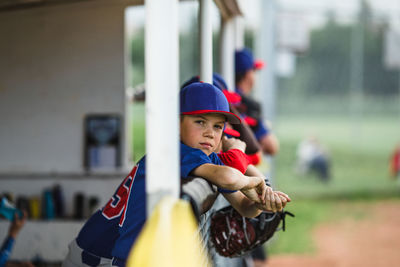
(390, 143, 400, 180)
(235, 48, 280, 267)
(235, 48, 279, 158)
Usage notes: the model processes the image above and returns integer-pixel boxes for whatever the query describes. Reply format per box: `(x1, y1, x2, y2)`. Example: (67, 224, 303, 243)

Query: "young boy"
(63, 82, 285, 267)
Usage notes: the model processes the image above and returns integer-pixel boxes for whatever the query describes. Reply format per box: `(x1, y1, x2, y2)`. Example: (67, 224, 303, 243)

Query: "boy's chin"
(199, 148, 212, 156)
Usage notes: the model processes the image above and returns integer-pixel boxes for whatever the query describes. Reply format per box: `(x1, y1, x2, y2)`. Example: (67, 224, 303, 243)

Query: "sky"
(241, 0, 400, 29)
(125, 0, 400, 34)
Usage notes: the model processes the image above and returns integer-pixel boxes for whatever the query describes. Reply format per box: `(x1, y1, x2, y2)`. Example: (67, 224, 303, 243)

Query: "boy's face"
(180, 114, 226, 156)
(242, 69, 256, 95)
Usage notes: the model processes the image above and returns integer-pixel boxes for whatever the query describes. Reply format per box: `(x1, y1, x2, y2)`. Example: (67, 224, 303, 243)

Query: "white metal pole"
(349, 0, 364, 145)
(220, 18, 235, 91)
(350, 1, 364, 121)
(145, 0, 179, 214)
(255, 0, 277, 122)
(234, 16, 244, 50)
(199, 0, 213, 83)
(255, 0, 277, 186)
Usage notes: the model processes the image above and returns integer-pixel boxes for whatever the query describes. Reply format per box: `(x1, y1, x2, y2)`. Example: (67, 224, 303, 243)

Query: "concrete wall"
(0, 0, 132, 174)
(0, 0, 138, 260)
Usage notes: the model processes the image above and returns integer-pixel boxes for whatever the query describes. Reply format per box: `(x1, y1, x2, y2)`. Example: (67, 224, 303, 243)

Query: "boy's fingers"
(268, 187, 274, 205)
(280, 196, 287, 208)
(274, 193, 283, 211)
(270, 193, 276, 212)
(265, 187, 273, 208)
(265, 192, 272, 211)
(276, 191, 291, 202)
(260, 184, 267, 204)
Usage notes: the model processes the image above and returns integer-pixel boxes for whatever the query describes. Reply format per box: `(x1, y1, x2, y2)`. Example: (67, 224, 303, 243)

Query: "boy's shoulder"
(180, 143, 225, 179)
(180, 142, 222, 165)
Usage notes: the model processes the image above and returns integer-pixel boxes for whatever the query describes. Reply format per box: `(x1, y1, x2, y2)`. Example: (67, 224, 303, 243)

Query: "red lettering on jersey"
(102, 165, 138, 222)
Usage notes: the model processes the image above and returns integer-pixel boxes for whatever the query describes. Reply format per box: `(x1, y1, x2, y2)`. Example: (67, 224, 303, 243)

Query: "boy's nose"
(203, 126, 214, 138)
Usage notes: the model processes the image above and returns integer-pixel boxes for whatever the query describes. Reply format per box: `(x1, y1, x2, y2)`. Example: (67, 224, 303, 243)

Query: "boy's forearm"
(223, 192, 262, 218)
(193, 164, 256, 191)
(245, 164, 265, 179)
(240, 202, 263, 218)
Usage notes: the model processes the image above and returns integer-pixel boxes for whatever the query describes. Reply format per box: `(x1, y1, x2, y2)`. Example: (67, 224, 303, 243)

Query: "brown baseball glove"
(210, 206, 294, 258)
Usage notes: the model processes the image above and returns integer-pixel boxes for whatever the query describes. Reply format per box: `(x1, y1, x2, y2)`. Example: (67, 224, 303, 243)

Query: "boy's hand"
(222, 136, 246, 153)
(240, 177, 267, 204)
(256, 191, 291, 212)
(241, 188, 263, 204)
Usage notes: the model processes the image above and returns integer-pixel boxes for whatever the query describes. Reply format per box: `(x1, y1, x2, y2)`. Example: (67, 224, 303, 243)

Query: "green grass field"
(274, 114, 400, 199)
(131, 103, 146, 162)
(267, 114, 400, 254)
(130, 103, 400, 254)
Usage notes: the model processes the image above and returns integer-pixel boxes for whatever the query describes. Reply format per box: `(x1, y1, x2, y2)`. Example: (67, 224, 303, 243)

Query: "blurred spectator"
(296, 136, 331, 182)
(390, 144, 400, 179)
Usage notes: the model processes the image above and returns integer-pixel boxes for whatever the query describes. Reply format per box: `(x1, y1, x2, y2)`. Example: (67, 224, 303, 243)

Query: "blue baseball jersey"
(253, 119, 270, 141)
(76, 142, 224, 262)
(234, 87, 270, 141)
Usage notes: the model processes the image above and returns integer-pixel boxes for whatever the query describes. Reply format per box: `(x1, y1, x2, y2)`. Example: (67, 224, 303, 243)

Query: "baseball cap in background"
(235, 48, 265, 74)
(181, 74, 242, 105)
(180, 82, 241, 124)
(181, 74, 227, 91)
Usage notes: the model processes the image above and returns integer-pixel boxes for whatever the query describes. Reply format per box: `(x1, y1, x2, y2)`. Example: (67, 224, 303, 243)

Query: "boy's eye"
(195, 120, 205, 125)
(214, 124, 223, 130)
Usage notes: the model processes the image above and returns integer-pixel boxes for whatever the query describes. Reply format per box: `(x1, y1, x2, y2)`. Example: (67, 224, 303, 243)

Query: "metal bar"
(234, 16, 244, 49)
(219, 17, 235, 91)
(199, 0, 213, 83)
(255, 0, 277, 122)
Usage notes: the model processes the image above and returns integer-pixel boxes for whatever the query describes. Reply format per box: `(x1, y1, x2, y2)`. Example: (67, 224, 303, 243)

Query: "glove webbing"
(224, 208, 252, 252)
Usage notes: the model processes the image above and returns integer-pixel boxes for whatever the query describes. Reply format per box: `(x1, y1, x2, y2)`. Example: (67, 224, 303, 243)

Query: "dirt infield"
(269, 201, 400, 267)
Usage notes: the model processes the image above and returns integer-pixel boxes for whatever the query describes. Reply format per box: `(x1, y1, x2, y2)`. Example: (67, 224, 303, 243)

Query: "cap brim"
(254, 60, 265, 70)
(224, 128, 241, 137)
(182, 110, 241, 124)
(244, 116, 258, 127)
(222, 90, 242, 104)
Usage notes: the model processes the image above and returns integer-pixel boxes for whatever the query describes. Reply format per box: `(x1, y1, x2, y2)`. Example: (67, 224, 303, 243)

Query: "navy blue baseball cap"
(212, 73, 228, 91)
(180, 82, 241, 124)
(180, 73, 227, 91)
(181, 73, 242, 105)
(235, 48, 265, 74)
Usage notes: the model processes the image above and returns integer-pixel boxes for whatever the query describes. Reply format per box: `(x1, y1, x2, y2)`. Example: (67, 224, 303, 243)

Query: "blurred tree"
(279, 1, 399, 97)
(130, 28, 145, 87)
(179, 15, 221, 84)
(128, 14, 222, 88)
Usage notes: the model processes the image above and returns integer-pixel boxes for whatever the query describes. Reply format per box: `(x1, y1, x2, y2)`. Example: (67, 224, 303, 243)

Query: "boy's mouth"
(200, 142, 212, 149)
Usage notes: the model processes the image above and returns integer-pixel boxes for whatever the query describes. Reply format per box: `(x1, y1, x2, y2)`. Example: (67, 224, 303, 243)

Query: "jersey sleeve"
(218, 149, 250, 174)
(181, 145, 237, 194)
(254, 119, 270, 141)
(180, 143, 214, 178)
(246, 152, 262, 166)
